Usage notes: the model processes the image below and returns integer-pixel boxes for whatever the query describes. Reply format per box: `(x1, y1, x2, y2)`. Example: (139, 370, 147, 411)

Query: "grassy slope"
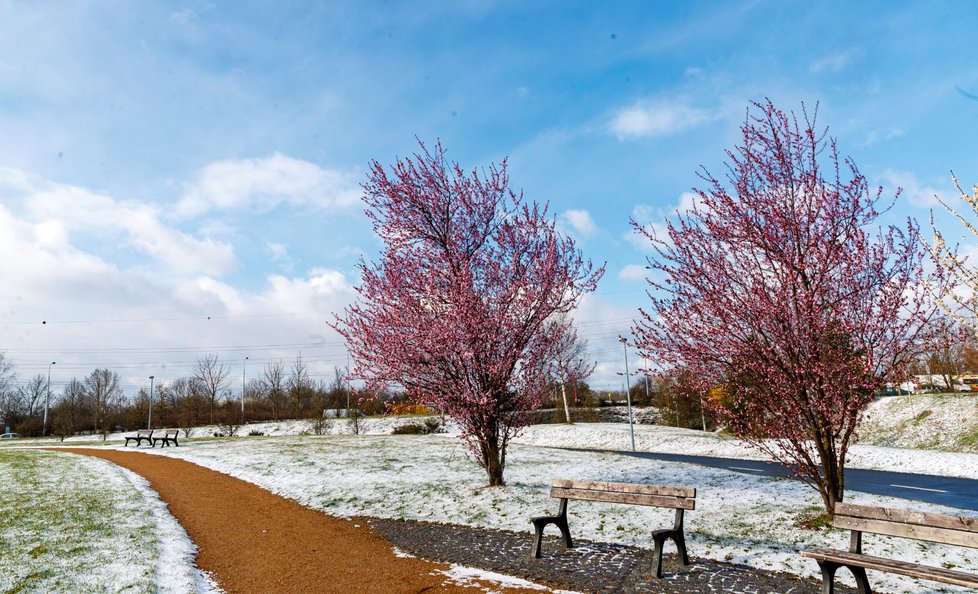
(859, 393, 978, 452)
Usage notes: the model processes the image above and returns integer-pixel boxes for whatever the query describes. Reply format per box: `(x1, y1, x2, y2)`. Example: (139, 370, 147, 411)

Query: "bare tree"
(327, 366, 349, 416)
(193, 354, 232, 424)
(0, 353, 18, 428)
(18, 375, 48, 418)
(260, 361, 287, 421)
(52, 378, 85, 441)
(82, 369, 123, 440)
(288, 354, 314, 418)
(546, 317, 595, 424)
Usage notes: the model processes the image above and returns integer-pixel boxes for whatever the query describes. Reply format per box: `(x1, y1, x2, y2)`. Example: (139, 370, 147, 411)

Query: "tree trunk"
(815, 442, 846, 516)
(481, 431, 506, 487)
(560, 381, 572, 424)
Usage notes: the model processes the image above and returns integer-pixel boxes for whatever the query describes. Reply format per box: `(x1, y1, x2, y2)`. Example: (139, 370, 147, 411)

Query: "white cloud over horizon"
(0, 164, 359, 391)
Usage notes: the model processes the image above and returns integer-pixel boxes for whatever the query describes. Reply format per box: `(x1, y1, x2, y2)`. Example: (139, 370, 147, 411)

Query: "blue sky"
(1, 0, 977, 394)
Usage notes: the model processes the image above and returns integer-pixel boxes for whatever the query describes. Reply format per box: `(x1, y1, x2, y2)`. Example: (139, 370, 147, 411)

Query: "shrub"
(392, 417, 443, 435)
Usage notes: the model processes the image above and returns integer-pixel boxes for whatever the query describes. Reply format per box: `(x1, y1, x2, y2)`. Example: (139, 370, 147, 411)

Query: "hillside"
(859, 393, 978, 453)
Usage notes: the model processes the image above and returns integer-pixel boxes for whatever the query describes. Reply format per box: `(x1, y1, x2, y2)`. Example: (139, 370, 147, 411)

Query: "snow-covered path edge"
(110, 462, 223, 594)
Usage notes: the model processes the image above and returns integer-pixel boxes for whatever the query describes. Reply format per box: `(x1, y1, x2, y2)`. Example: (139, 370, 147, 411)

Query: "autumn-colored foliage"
(335, 141, 603, 486)
(387, 402, 434, 417)
(633, 100, 941, 514)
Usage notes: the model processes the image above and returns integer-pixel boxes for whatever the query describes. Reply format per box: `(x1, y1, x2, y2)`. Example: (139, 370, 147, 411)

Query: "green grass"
(0, 450, 158, 593)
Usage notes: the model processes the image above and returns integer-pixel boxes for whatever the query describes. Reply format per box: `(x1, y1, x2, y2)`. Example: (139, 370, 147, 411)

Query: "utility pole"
(619, 335, 636, 452)
(43, 361, 55, 436)
(148, 376, 155, 430)
(242, 356, 249, 421)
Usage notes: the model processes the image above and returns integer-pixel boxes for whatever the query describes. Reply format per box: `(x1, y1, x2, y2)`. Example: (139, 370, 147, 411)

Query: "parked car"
(0, 432, 18, 439)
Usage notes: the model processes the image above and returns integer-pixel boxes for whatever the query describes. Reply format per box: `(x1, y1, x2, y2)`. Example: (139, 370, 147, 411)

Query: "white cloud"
(0, 167, 235, 276)
(618, 264, 648, 281)
(560, 209, 598, 238)
(810, 51, 853, 74)
(624, 192, 703, 252)
(177, 153, 360, 217)
(862, 127, 904, 147)
(267, 242, 287, 258)
(878, 169, 946, 208)
(609, 98, 714, 140)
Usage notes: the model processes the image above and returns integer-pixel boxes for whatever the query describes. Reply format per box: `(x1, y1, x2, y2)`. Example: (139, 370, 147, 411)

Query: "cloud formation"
(560, 209, 598, 238)
(809, 51, 853, 74)
(609, 99, 713, 140)
(625, 192, 703, 251)
(177, 153, 360, 217)
(618, 264, 647, 281)
(878, 169, 945, 208)
(0, 167, 235, 276)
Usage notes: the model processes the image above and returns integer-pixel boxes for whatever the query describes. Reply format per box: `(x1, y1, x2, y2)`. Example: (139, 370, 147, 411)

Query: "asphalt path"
(576, 448, 978, 511)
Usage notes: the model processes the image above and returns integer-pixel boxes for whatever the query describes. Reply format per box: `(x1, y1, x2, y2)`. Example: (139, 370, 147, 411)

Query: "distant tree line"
(0, 352, 396, 439)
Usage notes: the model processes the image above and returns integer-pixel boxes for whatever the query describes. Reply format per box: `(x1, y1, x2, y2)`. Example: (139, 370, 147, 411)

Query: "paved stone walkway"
(370, 518, 861, 594)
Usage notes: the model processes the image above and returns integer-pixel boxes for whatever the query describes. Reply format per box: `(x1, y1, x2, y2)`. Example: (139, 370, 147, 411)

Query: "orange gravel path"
(58, 448, 552, 594)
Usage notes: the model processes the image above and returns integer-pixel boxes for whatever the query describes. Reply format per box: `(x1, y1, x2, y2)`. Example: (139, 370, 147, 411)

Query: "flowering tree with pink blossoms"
(335, 141, 603, 487)
(633, 100, 941, 514)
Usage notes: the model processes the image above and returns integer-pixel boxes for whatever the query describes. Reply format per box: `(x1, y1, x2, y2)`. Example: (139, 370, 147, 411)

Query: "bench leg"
(650, 528, 689, 578)
(530, 498, 572, 559)
(851, 566, 872, 594)
(815, 560, 838, 594)
(674, 530, 689, 566)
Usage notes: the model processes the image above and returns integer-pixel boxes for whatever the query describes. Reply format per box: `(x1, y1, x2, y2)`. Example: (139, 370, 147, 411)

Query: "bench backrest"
(136, 429, 153, 436)
(550, 479, 695, 510)
(834, 503, 978, 549)
(164, 429, 179, 437)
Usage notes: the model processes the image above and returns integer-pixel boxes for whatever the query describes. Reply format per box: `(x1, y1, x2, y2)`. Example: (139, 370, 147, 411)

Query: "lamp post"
(241, 356, 249, 421)
(619, 335, 636, 452)
(148, 376, 155, 430)
(43, 361, 55, 436)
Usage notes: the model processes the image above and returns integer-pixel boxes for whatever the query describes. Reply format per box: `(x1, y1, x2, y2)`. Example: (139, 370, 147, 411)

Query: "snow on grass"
(3, 415, 435, 447)
(0, 449, 217, 594)
(513, 421, 978, 480)
(128, 432, 977, 594)
(860, 394, 978, 452)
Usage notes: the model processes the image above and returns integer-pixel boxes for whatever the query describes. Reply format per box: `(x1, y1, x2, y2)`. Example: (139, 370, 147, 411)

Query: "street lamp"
(619, 335, 636, 452)
(43, 361, 55, 436)
(241, 356, 249, 421)
(148, 376, 155, 430)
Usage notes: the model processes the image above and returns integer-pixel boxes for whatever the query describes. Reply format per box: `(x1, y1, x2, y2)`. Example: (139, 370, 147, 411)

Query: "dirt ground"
(58, 448, 557, 594)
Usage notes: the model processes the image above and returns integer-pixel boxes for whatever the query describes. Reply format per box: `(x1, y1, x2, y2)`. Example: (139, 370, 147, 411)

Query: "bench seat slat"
(836, 503, 978, 535)
(834, 515, 978, 549)
(550, 487, 695, 510)
(551, 479, 694, 499)
(801, 548, 978, 588)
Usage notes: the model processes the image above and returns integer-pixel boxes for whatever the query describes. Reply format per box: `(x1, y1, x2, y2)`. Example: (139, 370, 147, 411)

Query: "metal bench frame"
(124, 429, 154, 447)
(151, 429, 180, 448)
(801, 502, 978, 594)
(530, 479, 695, 578)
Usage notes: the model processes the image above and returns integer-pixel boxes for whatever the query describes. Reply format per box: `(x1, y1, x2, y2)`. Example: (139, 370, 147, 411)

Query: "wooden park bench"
(801, 502, 978, 593)
(530, 479, 696, 578)
(151, 429, 180, 448)
(124, 429, 153, 447)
